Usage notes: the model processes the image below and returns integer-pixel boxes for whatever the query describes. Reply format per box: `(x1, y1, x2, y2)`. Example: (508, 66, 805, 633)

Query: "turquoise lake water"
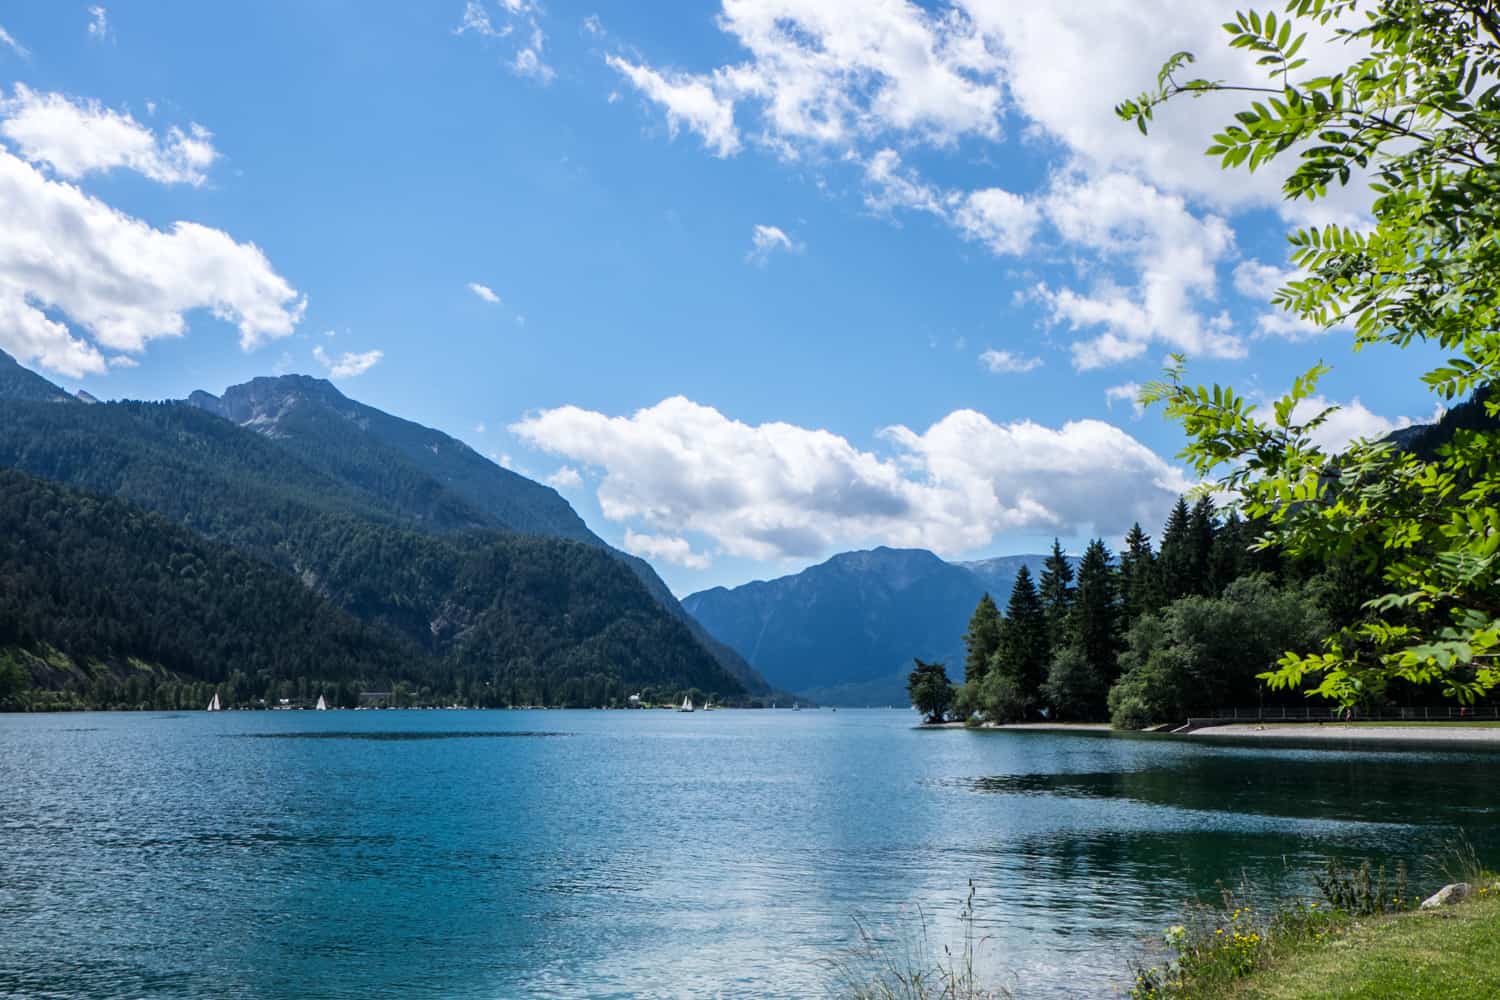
(1, 709, 1497, 998)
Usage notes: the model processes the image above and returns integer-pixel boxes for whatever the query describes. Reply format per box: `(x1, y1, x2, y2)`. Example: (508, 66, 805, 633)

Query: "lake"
(1, 709, 1496, 999)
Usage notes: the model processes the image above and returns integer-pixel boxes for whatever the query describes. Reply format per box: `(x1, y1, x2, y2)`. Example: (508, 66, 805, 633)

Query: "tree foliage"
(1119, 0, 1500, 705)
(908, 658, 956, 724)
(962, 593, 1002, 684)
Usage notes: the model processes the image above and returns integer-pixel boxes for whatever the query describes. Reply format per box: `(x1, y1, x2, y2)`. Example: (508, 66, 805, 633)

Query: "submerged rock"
(1420, 882, 1471, 909)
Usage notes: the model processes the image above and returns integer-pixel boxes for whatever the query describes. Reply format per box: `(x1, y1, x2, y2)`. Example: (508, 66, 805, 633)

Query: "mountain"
(186, 374, 767, 694)
(0, 466, 427, 710)
(684, 547, 1058, 706)
(0, 350, 74, 403)
(0, 352, 753, 706)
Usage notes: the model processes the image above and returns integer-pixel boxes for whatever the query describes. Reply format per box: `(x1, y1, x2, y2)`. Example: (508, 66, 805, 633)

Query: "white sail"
(679, 695, 694, 712)
(207, 692, 221, 712)
(315, 694, 328, 711)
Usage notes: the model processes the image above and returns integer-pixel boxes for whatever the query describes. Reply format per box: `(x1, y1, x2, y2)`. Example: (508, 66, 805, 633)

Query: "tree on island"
(983, 565, 1049, 722)
(907, 659, 955, 724)
(1119, 0, 1500, 706)
(962, 593, 1002, 684)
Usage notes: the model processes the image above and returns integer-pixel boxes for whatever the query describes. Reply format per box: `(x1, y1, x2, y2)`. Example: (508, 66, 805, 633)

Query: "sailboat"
(206, 692, 221, 712)
(793, 702, 801, 712)
(678, 695, 695, 713)
(315, 694, 328, 711)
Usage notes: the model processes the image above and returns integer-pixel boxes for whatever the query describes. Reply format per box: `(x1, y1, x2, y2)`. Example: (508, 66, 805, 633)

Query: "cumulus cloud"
(979, 348, 1042, 374)
(607, 1, 1004, 158)
(545, 464, 583, 489)
(746, 223, 800, 264)
(0, 149, 304, 376)
(624, 528, 712, 570)
(1251, 394, 1440, 455)
(511, 396, 1188, 562)
(313, 345, 382, 378)
(467, 281, 501, 303)
(0, 85, 217, 185)
(1104, 382, 1145, 419)
(599, 2, 1377, 368)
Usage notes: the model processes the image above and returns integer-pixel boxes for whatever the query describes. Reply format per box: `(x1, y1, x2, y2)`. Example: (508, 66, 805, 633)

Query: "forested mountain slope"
(187, 375, 767, 693)
(0, 354, 747, 706)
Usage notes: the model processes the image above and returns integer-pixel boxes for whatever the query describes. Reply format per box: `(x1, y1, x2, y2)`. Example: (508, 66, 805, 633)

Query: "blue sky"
(0, 2, 1444, 595)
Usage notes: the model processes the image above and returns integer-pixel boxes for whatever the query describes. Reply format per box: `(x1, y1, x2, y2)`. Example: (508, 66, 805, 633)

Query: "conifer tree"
(992, 565, 1049, 706)
(1118, 522, 1159, 623)
(1156, 496, 1194, 603)
(1210, 509, 1247, 594)
(1038, 538, 1074, 639)
(1072, 538, 1122, 691)
(1189, 495, 1218, 595)
(961, 593, 1002, 684)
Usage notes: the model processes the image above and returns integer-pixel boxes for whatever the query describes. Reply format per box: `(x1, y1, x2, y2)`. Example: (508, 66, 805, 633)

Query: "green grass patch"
(1227, 889, 1500, 1000)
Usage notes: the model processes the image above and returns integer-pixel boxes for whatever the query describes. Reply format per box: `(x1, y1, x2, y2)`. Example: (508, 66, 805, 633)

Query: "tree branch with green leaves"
(1122, 0, 1500, 707)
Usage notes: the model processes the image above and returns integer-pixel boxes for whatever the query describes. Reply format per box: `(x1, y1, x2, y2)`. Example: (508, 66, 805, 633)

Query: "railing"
(1185, 705, 1500, 729)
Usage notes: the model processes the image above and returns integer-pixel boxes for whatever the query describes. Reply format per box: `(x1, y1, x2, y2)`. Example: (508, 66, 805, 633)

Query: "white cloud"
(511, 395, 1188, 562)
(746, 223, 800, 265)
(0, 85, 217, 185)
(1104, 382, 1144, 419)
(600, 2, 1378, 370)
(606, 55, 741, 157)
(0, 149, 303, 377)
(313, 345, 383, 378)
(1039, 171, 1243, 369)
(606, 1, 1004, 158)
(87, 7, 110, 42)
(1252, 394, 1439, 455)
(455, 1, 502, 37)
(623, 528, 712, 570)
(862, 148, 1038, 256)
(0, 25, 26, 58)
(979, 348, 1042, 374)
(456, 1, 554, 84)
(545, 464, 583, 489)
(467, 281, 501, 303)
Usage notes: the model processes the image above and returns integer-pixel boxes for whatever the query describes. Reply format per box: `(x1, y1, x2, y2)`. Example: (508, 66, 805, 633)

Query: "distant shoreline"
(919, 720, 1500, 745)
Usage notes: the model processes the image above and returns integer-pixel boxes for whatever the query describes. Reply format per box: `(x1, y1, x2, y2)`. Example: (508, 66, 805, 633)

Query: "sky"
(0, 1, 1448, 596)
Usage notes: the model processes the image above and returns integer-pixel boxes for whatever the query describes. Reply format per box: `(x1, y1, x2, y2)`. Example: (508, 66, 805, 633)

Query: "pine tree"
(1156, 496, 1194, 602)
(961, 593, 1002, 684)
(1118, 522, 1158, 623)
(1210, 509, 1247, 594)
(993, 565, 1050, 706)
(1038, 538, 1074, 639)
(1189, 495, 1218, 595)
(1057, 539, 1121, 718)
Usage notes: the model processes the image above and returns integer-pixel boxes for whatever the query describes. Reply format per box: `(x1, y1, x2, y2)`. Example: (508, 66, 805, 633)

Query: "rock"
(1420, 882, 1471, 909)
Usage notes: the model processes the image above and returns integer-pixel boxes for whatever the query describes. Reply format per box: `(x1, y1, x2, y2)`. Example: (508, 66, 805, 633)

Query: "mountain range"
(684, 547, 1069, 706)
(0, 349, 767, 708)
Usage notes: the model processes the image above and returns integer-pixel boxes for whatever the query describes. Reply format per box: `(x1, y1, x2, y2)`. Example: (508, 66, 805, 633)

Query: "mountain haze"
(684, 547, 1062, 706)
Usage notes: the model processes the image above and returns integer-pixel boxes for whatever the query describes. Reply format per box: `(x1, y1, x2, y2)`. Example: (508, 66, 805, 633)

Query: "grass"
(1225, 889, 1500, 999)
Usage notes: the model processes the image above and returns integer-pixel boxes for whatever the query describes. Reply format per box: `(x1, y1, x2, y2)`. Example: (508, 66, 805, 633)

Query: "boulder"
(1420, 882, 1471, 909)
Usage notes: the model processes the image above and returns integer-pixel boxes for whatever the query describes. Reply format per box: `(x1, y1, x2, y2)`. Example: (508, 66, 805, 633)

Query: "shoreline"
(1190, 722, 1500, 744)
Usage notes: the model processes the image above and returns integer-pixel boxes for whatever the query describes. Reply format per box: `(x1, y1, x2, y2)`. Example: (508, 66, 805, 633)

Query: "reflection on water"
(0, 710, 1495, 999)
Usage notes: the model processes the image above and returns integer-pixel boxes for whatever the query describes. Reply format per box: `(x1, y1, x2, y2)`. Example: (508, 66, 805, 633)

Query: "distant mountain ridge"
(0, 352, 764, 705)
(684, 546, 1067, 705)
(185, 373, 767, 694)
